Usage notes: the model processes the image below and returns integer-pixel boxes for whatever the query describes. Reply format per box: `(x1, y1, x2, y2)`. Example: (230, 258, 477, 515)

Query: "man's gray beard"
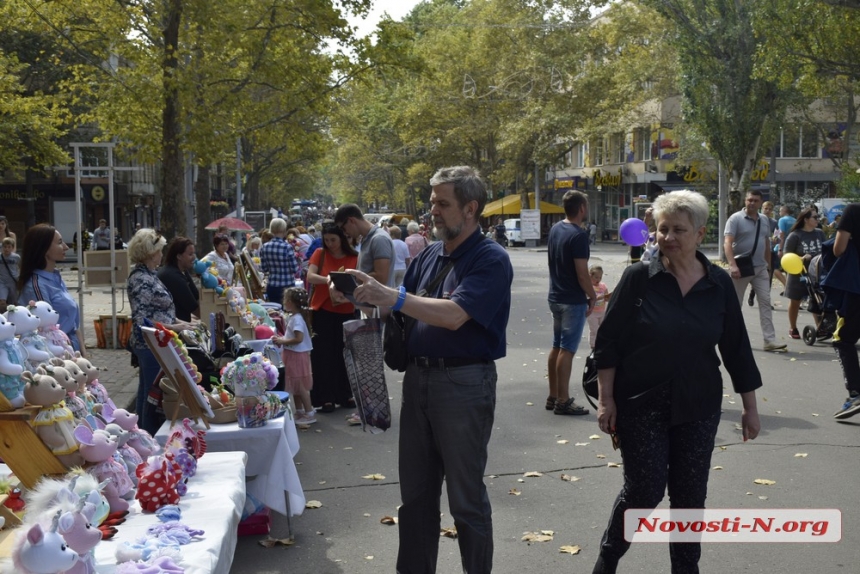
(433, 223, 462, 242)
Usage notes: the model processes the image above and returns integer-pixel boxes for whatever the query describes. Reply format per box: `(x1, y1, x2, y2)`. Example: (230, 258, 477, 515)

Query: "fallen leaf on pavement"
(305, 500, 322, 509)
(713, 466, 723, 470)
(522, 531, 554, 542)
(560, 474, 580, 482)
(596, 454, 606, 459)
(575, 442, 590, 446)
(381, 516, 398, 525)
(754, 479, 776, 486)
(607, 462, 621, 468)
(589, 434, 601, 440)
(557, 439, 569, 445)
(363, 473, 386, 480)
(509, 489, 521, 496)
(794, 453, 808, 458)
(526, 402, 534, 406)
(363, 513, 371, 517)
(365, 556, 374, 560)
(559, 545, 582, 555)
(441, 527, 458, 538)
(258, 536, 295, 548)
(524, 471, 543, 477)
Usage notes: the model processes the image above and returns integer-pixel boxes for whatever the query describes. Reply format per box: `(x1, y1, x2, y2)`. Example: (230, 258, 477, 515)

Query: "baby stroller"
(801, 254, 838, 346)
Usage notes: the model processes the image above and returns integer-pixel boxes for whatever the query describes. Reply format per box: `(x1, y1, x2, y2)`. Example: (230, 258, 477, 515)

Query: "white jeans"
(732, 264, 776, 344)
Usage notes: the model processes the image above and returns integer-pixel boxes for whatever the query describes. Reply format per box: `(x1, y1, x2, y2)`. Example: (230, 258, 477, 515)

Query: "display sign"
(521, 209, 541, 241)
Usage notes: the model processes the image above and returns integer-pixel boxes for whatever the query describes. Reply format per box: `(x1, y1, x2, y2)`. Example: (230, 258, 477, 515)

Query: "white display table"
(156, 415, 304, 517)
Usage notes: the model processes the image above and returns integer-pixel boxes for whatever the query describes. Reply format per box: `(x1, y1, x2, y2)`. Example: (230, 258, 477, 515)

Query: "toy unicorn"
(30, 301, 74, 358)
(73, 425, 135, 513)
(57, 499, 103, 574)
(13, 511, 80, 574)
(22, 370, 84, 468)
(5, 304, 52, 371)
(0, 312, 26, 407)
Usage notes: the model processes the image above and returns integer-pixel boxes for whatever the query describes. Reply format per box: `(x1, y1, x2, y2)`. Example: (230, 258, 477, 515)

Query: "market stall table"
(156, 414, 305, 518)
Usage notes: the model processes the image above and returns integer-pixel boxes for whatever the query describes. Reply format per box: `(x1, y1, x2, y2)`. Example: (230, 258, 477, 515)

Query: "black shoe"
(554, 398, 589, 415)
(748, 291, 755, 306)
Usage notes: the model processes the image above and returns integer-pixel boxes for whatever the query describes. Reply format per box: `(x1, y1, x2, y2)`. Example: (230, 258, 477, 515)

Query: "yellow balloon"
(781, 252, 804, 275)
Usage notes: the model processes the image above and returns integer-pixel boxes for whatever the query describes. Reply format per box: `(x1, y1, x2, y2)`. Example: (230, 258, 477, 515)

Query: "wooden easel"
(239, 252, 265, 300)
(0, 394, 69, 490)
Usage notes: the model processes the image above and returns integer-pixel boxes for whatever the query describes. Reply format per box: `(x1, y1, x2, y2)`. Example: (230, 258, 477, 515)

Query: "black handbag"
(733, 218, 761, 278)
(383, 261, 455, 372)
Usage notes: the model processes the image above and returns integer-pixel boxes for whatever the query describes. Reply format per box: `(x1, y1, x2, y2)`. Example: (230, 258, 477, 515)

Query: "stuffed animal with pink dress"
(13, 511, 81, 574)
(102, 400, 161, 459)
(0, 312, 26, 408)
(30, 301, 74, 358)
(73, 425, 135, 513)
(23, 370, 84, 468)
(74, 353, 109, 405)
(62, 356, 98, 415)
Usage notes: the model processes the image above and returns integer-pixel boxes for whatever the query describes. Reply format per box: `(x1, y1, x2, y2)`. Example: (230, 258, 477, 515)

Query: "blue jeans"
(134, 345, 163, 435)
(549, 302, 587, 353)
(397, 361, 497, 574)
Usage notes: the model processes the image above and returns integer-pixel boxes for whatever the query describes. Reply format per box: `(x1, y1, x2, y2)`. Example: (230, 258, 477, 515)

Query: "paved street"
(232, 243, 860, 573)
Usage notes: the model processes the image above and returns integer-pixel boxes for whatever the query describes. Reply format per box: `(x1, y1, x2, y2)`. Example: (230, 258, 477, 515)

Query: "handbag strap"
(0, 255, 12, 279)
(749, 217, 761, 257)
(417, 260, 455, 297)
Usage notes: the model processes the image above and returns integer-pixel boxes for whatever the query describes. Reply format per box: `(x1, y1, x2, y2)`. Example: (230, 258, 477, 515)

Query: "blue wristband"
(391, 285, 407, 312)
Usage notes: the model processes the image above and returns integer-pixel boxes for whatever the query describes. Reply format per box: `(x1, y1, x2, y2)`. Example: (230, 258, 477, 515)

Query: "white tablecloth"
(156, 415, 304, 516)
(94, 451, 247, 574)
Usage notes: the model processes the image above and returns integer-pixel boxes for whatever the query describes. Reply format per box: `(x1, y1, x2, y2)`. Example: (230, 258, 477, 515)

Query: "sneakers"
(833, 394, 860, 420)
(545, 396, 557, 410)
(763, 342, 787, 352)
(748, 291, 755, 306)
(346, 412, 362, 426)
(553, 398, 589, 416)
(789, 328, 800, 339)
(296, 413, 317, 425)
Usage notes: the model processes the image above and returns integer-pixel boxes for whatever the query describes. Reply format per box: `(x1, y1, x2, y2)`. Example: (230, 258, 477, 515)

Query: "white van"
(504, 218, 523, 247)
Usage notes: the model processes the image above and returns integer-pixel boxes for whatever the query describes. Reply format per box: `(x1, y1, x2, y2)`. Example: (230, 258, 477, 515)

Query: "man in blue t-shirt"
(546, 190, 597, 415)
(777, 205, 796, 259)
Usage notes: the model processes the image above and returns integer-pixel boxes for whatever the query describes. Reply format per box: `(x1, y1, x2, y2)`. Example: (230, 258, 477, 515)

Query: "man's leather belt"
(410, 356, 488, 369)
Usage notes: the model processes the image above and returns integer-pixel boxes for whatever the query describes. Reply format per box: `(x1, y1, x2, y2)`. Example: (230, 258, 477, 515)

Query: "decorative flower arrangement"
(210, 200, 229, 208)
(220, 352, 278, 397)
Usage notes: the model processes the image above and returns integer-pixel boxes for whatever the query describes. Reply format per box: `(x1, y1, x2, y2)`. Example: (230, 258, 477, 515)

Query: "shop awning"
(482, 193, 565, 217)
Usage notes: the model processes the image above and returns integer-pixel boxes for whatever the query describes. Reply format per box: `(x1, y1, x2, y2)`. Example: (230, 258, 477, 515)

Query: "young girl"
(587, 265, 611, 350)
(276, 287, 315, 424)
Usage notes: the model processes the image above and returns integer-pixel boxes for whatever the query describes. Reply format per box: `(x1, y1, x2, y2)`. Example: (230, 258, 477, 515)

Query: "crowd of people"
(8, 176, 860, 572)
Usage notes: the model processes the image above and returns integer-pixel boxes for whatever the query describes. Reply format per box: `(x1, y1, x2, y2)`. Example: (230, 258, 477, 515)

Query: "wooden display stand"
(198, 289, 256, 341)
(239, 252, 265, 301)
(0, 394, 68, 490)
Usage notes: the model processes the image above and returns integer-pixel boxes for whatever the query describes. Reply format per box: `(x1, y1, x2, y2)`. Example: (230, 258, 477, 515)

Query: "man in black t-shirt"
(831, 203, 860, 419)
(494, 217, 506, 247)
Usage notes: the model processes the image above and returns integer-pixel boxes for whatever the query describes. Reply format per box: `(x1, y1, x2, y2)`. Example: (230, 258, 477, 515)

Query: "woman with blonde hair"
(127, 228, 196, 433)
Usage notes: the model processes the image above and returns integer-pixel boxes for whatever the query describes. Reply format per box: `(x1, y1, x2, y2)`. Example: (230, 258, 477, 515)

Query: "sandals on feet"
(545, 396, 557, 410)
(553, 398, 589, 416)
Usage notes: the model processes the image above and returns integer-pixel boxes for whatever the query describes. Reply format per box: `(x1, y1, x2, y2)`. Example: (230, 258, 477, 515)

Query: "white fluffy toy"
(30, 301, 75, 358)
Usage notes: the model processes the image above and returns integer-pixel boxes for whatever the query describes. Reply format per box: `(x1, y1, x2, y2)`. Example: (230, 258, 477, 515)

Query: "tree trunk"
(159, 0, 186, 238)
(195, 164, 212, 250)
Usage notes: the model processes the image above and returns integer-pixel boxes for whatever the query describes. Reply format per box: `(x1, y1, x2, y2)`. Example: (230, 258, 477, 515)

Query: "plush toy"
(13, 511, 81, 574)
(5, 304, 53, 371)
(102, 400, 161, 459)
(0, 312, 26, 407)
(162, 437, 195, 496)
(135, 456, 183, 513)
(74, 353, 109, 405)
(57, 499, 103, 574)
(166, 418, 207, 461)
(40, 360, 87, 423)
(102, 422, 144, 484)
(115, 555, 185, 574)
(73, 425, 135, 513)
(30, 301, 74, 358)
(23, 371, 84, 468)
(62, 356, 98, 415)
(192, 258, 224, 295)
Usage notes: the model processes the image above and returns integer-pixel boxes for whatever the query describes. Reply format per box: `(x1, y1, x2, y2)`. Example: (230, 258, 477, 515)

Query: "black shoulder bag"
(383, 260, 455, 372)
(733, 217, 761, 278)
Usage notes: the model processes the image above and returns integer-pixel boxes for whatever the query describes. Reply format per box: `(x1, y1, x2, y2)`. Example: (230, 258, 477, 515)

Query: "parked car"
(504, 218, 523, 247)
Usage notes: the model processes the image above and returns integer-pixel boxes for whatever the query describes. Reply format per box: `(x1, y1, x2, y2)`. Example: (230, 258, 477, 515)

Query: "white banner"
(624, 508, 841, 543)
(520, 209, 541, 241)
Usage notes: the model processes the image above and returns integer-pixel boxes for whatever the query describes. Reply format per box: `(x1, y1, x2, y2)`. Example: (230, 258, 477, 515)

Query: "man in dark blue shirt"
(346, 166, 512, 574)
(546, 190, 596, 415)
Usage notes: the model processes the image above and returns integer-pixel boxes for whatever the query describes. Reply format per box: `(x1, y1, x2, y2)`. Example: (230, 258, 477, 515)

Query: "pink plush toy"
(30, 301, 74, 358)
(74, 353, 109, 405)
(73, 425, 135, 513)
(23, 370, 84, 468)
(13, 511, 81, 574)
(102, 401, 161, 459)
(57, 500, 103, 574)
(40, 360, 88, 423)
(166, 418, 207, 461)
(101, 422, 145, 484)
(135, 456, 183, 513)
